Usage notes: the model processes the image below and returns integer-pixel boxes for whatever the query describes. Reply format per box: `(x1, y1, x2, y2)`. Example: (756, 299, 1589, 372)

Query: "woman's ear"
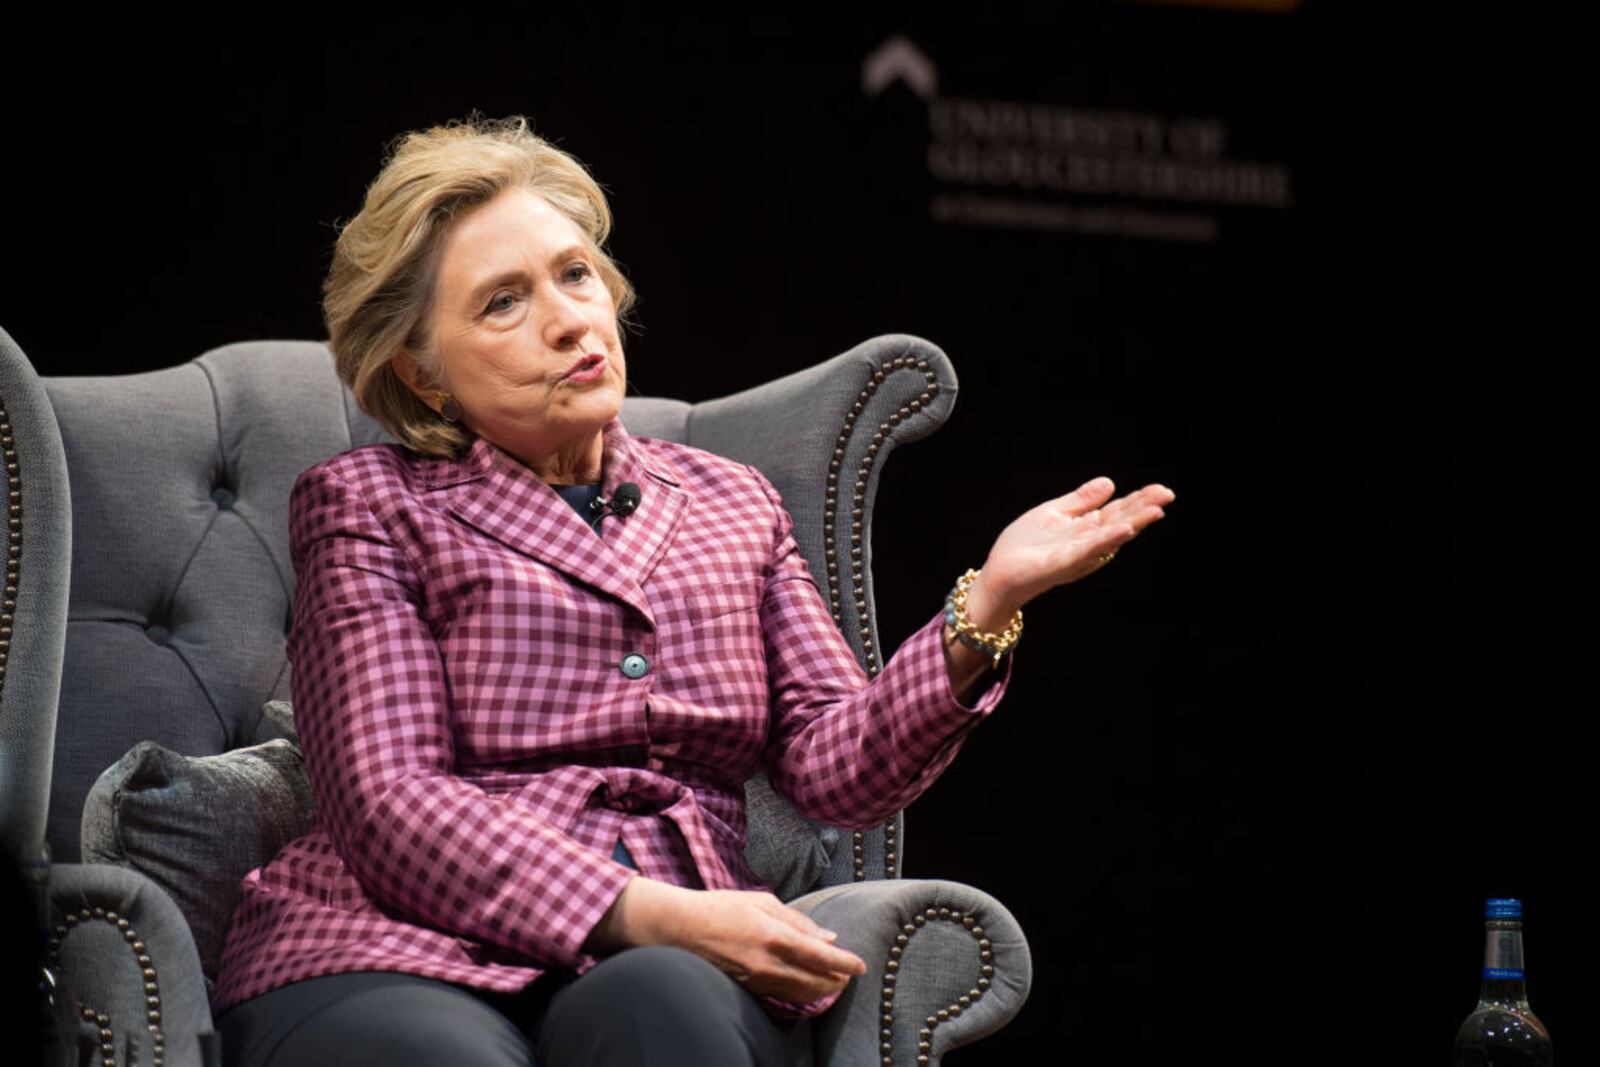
(392, 349, 436, 409)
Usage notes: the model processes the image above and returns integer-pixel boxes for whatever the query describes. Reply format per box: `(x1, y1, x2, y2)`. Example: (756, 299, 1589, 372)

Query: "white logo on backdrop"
(862, 36, 1293, 243)
(862, 35, 938, 100)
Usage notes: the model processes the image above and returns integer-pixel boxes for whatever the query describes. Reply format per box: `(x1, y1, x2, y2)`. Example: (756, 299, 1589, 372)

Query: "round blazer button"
(620, 653, 651, 679)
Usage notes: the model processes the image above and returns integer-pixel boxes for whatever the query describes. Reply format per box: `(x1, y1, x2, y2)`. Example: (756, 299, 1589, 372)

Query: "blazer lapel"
(417, 419, 686, 623)
(594, 419, 687, 591)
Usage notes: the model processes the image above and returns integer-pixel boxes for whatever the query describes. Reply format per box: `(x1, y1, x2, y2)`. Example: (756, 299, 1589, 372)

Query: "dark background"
(3, 6, 1585, 1064)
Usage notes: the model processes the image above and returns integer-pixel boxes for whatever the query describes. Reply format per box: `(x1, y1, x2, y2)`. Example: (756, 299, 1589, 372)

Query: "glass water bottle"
(1453, 898, 1553, 1066)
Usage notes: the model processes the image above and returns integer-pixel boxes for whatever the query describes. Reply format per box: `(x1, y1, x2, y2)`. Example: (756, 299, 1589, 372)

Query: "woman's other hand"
(584, 878, 866, 1004)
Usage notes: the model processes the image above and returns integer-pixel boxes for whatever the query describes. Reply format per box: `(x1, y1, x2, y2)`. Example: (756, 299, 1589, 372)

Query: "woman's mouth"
(563, 353, 606, 382)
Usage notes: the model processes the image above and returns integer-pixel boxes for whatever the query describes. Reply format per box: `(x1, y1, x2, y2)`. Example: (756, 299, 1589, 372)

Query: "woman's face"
(397, 186, 626, 478)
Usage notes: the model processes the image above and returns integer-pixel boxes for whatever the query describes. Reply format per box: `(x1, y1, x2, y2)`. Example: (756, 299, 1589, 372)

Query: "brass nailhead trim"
(50, 905, 167, 1067)
(880, 907, 991, 1066)
(828, 354, 939, 882)
(1, 407, 16, 699)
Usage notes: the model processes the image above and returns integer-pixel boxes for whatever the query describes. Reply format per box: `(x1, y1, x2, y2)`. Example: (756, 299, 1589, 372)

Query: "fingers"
(777, 925, 866, 977)
(1100, 483, 1172, 520)
(763, 897, 829, 937)
(1054, 511, 1145, 584)
(742, 895, 866, 977)
(745, 961, 852, 1004)
(762, 900, 866, 975)
(738, 913, 863, 1002)
(677, 890, 866, 1004)
(1078, 522, 1134, 569)
(1089, 485, 1172, 541)
(1122, 504, 1167, 534)
(1072, 506, 1155, 559)
(774, 929, 866, 977)
(1052, 479, 1173, 523)
(1051, 476, 1117, 517)
(719, 947, 849, 1003)
(1135, 482, 1176, 505)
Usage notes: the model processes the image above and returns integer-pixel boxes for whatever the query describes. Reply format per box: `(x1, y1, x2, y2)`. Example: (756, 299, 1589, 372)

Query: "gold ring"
(1096, 551, 1117, 566)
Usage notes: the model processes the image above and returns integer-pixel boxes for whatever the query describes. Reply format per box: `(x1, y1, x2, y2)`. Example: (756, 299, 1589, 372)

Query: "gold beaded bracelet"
(943, 568, 1023, 669)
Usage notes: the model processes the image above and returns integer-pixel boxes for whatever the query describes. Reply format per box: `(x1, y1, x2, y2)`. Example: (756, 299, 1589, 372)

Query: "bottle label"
(1483, 929, 1525, 981)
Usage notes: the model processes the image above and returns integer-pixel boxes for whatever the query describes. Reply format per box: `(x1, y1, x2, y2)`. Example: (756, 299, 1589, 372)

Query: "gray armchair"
(0, 326, 1032, 1067)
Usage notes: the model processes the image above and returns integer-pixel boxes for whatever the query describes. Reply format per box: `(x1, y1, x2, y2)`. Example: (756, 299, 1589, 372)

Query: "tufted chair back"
(42, 343, 386, 865)
(38, 336, 957, 882)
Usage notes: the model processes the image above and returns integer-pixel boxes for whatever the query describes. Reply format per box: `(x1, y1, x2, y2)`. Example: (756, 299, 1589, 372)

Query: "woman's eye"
(564, 263, 593, 283)
(486, 292, 517, 314)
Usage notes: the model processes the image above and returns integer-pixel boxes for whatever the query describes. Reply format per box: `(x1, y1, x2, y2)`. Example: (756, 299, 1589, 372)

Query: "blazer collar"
(414, 418, 686, 621)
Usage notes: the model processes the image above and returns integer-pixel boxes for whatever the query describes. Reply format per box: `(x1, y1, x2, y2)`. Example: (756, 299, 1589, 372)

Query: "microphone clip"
(589, 482, 643, 522)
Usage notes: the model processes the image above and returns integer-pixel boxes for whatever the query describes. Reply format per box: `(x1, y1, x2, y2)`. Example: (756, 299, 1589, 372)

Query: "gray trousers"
(215, 946, 814, 1066)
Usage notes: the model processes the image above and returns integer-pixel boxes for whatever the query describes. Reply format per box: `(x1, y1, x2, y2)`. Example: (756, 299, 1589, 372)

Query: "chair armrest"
(47, 863, 220, 1067)
(789, 878, 1032, 1067)
(0, 324, 72, 868)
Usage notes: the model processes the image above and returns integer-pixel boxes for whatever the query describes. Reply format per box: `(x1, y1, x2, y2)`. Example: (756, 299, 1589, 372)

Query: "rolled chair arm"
(47, 863, 219, 1067)
(789, 878, 1032, 1067)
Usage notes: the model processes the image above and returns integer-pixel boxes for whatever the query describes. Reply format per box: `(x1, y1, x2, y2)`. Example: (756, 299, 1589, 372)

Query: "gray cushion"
(744, 774, 841, 900)
(255, 698, 298, 745)
(80, 735, 318, 987)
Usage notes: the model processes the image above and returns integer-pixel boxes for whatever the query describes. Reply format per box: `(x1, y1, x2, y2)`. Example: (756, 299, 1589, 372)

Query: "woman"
(212, 115, 1173, 1066)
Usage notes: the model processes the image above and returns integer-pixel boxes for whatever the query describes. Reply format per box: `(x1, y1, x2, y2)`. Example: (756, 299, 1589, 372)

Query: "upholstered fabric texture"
(42, 344, 375, 866)
(0, 324, 72, 867)
(80, 733, 318, 986)
(49, 863, 222, 1067)
(743, 774, 842, 901)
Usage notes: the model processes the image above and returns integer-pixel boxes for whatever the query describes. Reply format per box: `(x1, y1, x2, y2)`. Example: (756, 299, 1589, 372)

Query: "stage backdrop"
(3, 8, 1583, 1064)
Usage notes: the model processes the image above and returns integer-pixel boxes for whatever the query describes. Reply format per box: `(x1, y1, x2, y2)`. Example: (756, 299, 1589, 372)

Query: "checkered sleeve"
(287, 463, 636, 969)
(749, 468, 1011, 831)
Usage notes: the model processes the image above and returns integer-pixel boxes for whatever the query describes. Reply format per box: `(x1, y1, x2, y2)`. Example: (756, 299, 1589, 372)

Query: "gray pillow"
(743, 773, 840, 900)
(256, 698, 298, 746)
(80, 736, 317, 989)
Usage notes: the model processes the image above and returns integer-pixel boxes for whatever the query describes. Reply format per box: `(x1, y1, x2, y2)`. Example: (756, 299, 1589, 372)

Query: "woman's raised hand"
(964, 477, 1175, 626)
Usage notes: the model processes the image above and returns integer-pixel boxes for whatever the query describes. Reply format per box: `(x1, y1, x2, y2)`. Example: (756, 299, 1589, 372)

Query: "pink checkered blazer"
(211, 417, 1009, 1020)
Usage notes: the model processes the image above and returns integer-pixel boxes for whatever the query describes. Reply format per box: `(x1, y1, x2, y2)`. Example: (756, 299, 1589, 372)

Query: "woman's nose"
(541, 287, 589, 347)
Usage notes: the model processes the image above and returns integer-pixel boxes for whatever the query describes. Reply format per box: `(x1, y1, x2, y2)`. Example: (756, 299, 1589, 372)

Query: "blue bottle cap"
(1485, 898, 1523, 920)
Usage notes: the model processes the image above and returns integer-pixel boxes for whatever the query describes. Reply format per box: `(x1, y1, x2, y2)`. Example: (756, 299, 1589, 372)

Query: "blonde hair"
(322, 114, 636, 457)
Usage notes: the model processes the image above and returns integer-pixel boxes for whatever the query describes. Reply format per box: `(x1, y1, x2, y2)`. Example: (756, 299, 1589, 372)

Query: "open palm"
(977, 477, 1175, 615)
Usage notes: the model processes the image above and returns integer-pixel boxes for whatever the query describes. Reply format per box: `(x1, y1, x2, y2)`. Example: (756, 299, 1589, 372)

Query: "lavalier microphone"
(589, 482, 643, 522)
